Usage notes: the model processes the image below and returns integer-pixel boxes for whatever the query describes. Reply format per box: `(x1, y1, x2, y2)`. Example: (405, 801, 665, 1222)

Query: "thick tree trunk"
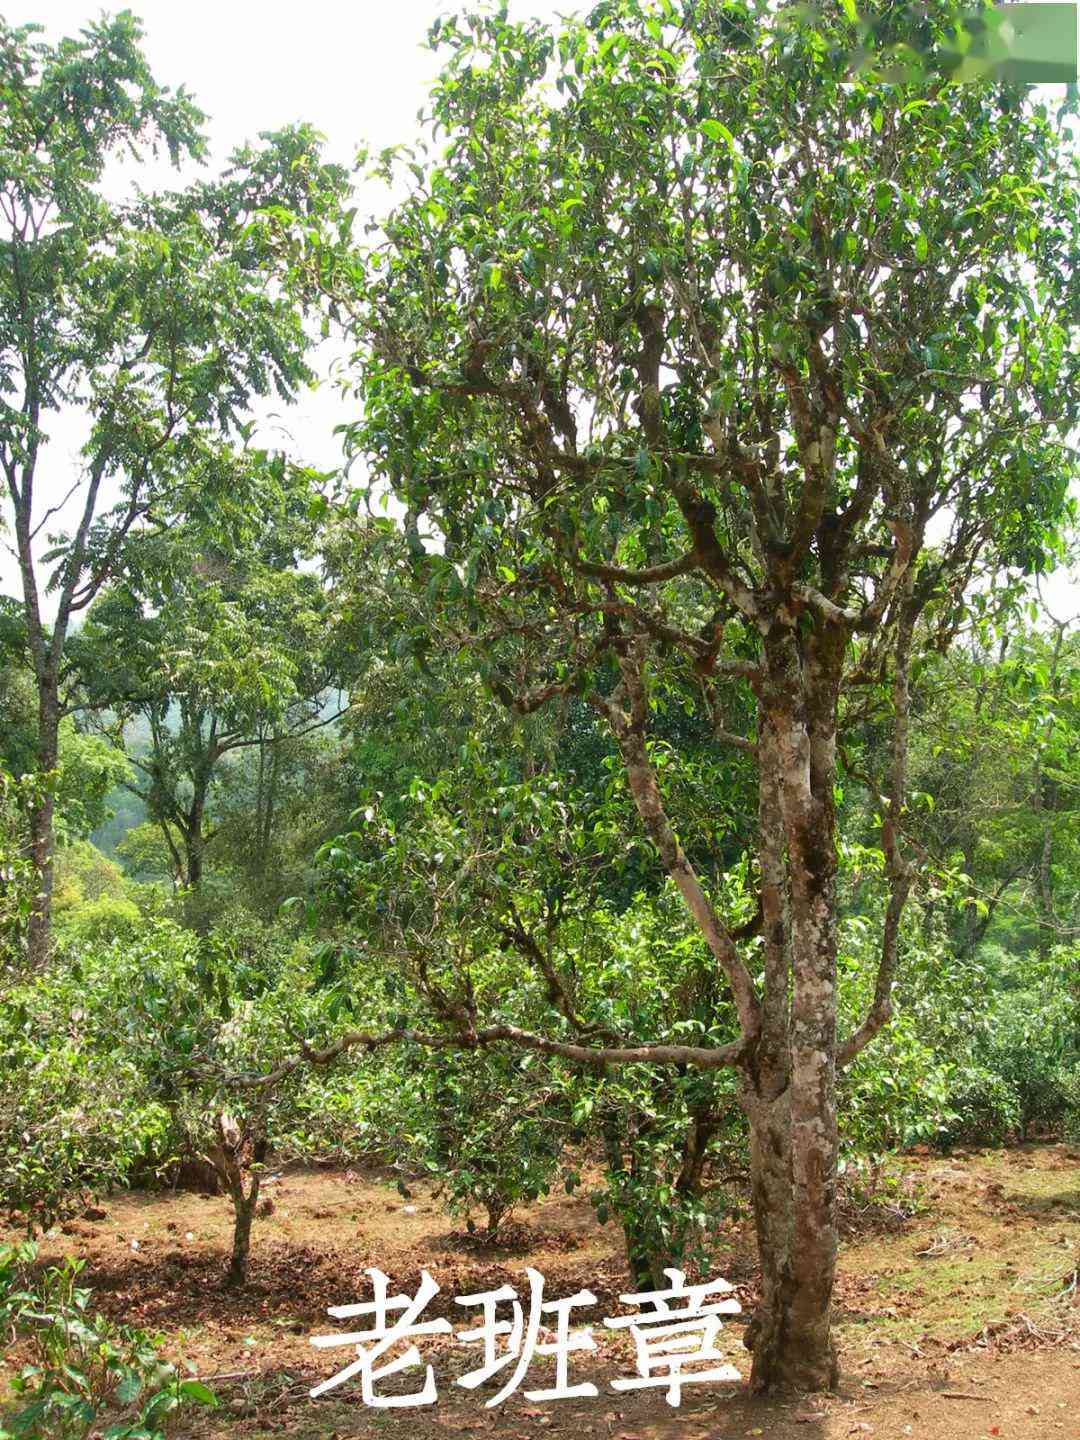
(183, 776, 210, 890)
(740, 642, 842, 1394)
(742, 1086, 838, 1389)
(742, 1088, 793, 1379)
(184, 827, 204, 890)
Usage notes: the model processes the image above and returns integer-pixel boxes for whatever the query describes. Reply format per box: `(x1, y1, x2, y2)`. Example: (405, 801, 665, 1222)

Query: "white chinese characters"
(456, 1267, 598, 1405)
(309, 1268, 451, 1406)
(310, 1265, 741, 1408)
(603, 1268, 742, 1407)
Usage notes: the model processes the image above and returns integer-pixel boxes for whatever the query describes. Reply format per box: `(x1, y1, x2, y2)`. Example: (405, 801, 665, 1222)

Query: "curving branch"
(204, 1022, 746, 1091)
(573, 550, 697, 587)
(591, 641, 762, 1047)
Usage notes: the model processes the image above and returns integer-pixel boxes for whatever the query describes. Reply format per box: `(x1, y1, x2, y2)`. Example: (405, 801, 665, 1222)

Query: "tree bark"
(206, 1114, 262, 1289)
(740, 634, 842, 1393)
(226, 1175, 259, 1288)
(26, 679, 60, 967)
(184, 824, 204, 891)
(181, 758, 213, 891)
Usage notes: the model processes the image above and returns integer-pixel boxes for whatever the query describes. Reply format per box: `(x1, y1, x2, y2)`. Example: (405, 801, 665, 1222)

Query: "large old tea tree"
(278, 0, 1080, 1396)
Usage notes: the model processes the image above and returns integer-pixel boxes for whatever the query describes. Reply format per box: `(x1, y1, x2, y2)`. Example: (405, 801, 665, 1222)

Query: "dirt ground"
(4, 1143, 1079, 1439)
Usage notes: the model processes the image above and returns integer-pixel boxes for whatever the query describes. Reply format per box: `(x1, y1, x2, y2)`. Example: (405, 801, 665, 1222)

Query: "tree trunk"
(740, 642, 842, 1394)
(183, 773, 210, 891)
(184, 827, 204, 890)
(742, 1087, 793, 1377)
(602, 633, 847, 1391)
(1037, 812, 1054, 962)
(207, 1113, 262, 1288)
(26, 682, 60, 966)
(482, 1196, 509, 1240)
(226, 1173, 259, 1288)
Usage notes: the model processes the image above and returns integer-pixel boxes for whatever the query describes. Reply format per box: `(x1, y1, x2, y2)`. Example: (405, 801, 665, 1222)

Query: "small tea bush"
(1058, 1066, 1080, 1145)
(937, 1065, 1021, 1148)
(0, 1242, 215, 1440)
(979, 988, 1074, 1137)
(411, 1051, 567, 1238)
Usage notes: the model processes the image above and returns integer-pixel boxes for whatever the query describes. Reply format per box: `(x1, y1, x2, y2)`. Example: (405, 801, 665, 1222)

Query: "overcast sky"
(3, 2, 1078, 619)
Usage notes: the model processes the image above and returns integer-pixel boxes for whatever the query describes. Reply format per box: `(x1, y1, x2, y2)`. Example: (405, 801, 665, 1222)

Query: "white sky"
(1, 0, 573, 614)
(3, 1, 1078, 620)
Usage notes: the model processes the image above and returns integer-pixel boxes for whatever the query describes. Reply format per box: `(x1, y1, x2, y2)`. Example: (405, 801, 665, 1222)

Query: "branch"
(592, 642, 762, 1046)
(207, 1022, 746, 1091)
(573, 550, 697, 587)
(216, 702, 352, 755)
(498, 902, 621, 1043)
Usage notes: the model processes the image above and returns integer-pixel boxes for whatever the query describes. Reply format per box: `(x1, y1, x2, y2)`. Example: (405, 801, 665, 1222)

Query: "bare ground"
(3, 1143, 1079, 1440)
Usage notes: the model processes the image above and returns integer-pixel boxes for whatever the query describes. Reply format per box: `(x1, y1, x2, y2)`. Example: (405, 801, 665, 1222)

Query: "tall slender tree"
(0, 13, 346, 959)
(73, 465, 346, 896)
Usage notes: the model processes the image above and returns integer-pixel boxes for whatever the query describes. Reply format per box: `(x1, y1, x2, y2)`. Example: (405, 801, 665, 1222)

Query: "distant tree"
(0, 13, 347, 959)
(207, 728, 343, 914)
(72, 467, 346, 896)
(903, 597, 1080, 957)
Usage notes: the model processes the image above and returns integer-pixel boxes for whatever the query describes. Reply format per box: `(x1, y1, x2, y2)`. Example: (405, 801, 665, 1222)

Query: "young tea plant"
(0, 1242, 216, 1440)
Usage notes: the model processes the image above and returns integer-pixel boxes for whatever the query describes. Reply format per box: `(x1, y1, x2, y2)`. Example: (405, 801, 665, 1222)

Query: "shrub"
(0, 1242, 216, 1440)
(0, 918, 209, 1229)
(978, 987, 1075, 1137)
(839, 1011, 954, 1157)
(1059, 1066, 1080, 1145)
(0, 1003, 172, 1232)
(54, 895, 144, 948)
(52, 842, 130, 911)
(0, 771, 47, 964)
(409, 1051, 567, 1238)
(936, 1065, 1021, 1148)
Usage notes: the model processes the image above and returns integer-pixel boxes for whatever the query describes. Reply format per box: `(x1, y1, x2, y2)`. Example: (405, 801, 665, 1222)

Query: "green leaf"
(114, 1373, 143, 1405)
(179, 1379, 217, 1406)
(700, 119, 738, 162)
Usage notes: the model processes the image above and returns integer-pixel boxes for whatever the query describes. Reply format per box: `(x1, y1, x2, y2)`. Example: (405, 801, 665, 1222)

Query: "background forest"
(1, 0, 1079, 1433)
